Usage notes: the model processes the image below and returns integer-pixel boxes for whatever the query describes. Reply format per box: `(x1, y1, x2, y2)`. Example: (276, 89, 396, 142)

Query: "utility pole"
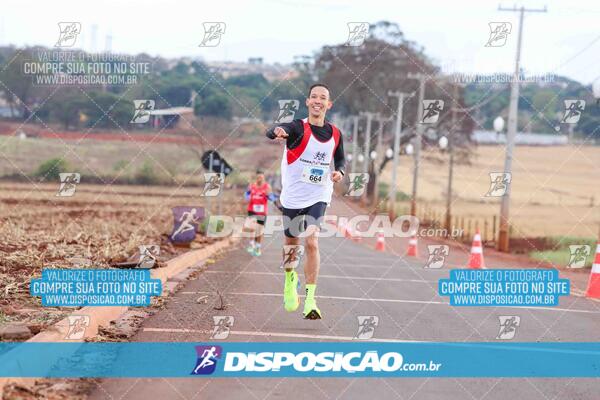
(351, 115, 359, 174)
(407, 73, 427, 216)
(445, 84, 459, 236)
(387, 91, 413, 219)
(359, 112, 377, 205)
(497, 4, 547, 252)
(373, 115, 391, 208)
(206, 152, 213, 214)
(217, 162, 224, 216)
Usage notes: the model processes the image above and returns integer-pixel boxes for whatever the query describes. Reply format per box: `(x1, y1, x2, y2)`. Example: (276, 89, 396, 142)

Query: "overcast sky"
(2, 0, 599, 84)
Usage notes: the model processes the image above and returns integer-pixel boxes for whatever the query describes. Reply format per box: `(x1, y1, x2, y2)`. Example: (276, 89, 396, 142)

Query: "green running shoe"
(246, 245, 254, 254)
(253, 247, 262, 257)
(283, 271, 300, 312)
(303, 299, 322, 320)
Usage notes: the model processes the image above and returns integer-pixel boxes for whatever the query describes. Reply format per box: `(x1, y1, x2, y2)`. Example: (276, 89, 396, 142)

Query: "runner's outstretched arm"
(265, 121, 303, 148)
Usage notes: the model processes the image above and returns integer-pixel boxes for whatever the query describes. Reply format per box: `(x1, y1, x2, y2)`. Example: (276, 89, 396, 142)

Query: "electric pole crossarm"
(498, 6, 547, 12)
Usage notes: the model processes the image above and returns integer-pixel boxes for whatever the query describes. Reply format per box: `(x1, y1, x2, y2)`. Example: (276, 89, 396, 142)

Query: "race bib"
(252, 204, 265, 213)
(300, 166, 328, 185)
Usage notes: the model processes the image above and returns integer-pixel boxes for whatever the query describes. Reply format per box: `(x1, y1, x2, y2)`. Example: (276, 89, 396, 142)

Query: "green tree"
(35, 158, 69, 181)
(81, 91, 132, 129)
(195, 93, 232, 120)
(0, 49, 37, 118)
(40, 88, 87, 129)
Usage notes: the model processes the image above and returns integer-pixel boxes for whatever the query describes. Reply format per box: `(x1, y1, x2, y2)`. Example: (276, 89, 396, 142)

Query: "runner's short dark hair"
(256, 169, 264, 175)
(308, 83, 331, 98)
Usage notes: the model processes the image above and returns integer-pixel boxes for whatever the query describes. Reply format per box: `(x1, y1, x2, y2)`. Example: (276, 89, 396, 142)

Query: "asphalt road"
(88, 225, 600, 400)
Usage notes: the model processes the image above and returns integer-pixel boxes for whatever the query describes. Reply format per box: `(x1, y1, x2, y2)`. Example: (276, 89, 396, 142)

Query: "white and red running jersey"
(280, 118, 340, 209)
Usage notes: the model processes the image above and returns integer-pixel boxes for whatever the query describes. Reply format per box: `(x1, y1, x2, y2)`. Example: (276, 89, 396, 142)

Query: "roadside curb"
(0, 236, 238, 393)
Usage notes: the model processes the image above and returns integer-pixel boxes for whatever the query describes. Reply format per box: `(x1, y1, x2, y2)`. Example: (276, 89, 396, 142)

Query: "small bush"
(35, 158, 69, 181)
(134, 160, 159, 185)
(378, 182, 410, 201)
(113, 160, 129, 172)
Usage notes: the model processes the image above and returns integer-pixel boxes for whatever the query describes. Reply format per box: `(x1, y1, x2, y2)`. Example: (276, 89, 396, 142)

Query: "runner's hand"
(331, 171, 343, 183)
(274, 127, 288, 140)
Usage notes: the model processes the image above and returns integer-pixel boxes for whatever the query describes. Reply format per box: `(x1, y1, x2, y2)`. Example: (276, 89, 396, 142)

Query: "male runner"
(266, 83, 345, 319)
(244, 169, 276, 256)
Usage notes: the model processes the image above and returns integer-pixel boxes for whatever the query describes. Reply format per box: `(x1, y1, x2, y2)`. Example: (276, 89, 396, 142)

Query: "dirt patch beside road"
(0, 182, 243, 337)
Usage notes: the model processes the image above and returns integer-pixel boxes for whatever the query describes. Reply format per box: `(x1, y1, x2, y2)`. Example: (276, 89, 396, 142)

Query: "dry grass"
(381, 145, 600, 238)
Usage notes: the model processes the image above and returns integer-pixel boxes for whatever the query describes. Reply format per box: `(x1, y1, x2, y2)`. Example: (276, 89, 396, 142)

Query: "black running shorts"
(282, 201, 328, 238)
(247, 211, 266, 225)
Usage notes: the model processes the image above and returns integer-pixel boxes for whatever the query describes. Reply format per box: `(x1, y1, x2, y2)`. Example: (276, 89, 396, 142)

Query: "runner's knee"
(285, 236, 300, 246)
(305, 236, 319, 253)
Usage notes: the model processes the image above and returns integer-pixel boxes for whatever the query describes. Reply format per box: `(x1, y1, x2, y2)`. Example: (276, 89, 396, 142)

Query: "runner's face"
(256, 173, 264, 184)
(306, 86, 332, 119)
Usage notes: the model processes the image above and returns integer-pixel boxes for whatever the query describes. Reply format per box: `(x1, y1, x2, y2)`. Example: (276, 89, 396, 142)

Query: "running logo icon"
(282, 245, 304, 270)
(211, 316, 234, 339)
(170, 206, 204, 243)
(137, 244, 160, 269)
(55, 22, 81, 48)
(65, 315, 90, 340)
(275, 100, 299, 123)
(130, 100, 154, 124)
(191, 345, 222, 375)
(485, 172, 512, 197)
(202, 173, 224, 197)
(560, 100, 585, 124)
(354, 315, 378, 340)
(485, 22, 512, 47)
(425, 245, 449, 269)
(496, 315, 520, 340)
(199, 22, 226, 47)
(56, 173, 80, 197)
(345, 22, 369, 46)
(421, 100, 444, 124)
(345, 173, 369, 197)
(313, 151, 326, 163)
(567, 245, 590, 269)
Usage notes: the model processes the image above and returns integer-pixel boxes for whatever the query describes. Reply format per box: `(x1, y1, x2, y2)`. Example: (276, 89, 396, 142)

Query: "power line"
(553, 33, 600, 72)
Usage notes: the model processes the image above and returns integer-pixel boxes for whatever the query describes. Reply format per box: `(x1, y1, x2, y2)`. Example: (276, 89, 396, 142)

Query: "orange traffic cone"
(585, 242, 600, 298)
(406, 235, 418, 257)
(375, 230, 385, 251)
(466, 229, 485, 269)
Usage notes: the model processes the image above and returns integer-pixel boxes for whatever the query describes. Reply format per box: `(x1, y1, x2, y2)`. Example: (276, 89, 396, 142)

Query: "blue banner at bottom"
(1, 342, 599, 378)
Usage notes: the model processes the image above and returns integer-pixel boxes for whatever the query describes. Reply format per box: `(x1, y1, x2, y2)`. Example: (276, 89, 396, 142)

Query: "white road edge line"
(244, 262, 430, 270)
(181, 291, 600, 314)
(182, 291, 445, 305)
(202, 270, 436, 283)
(142, 327, 422, 342)
(571, 288, 600, 303)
